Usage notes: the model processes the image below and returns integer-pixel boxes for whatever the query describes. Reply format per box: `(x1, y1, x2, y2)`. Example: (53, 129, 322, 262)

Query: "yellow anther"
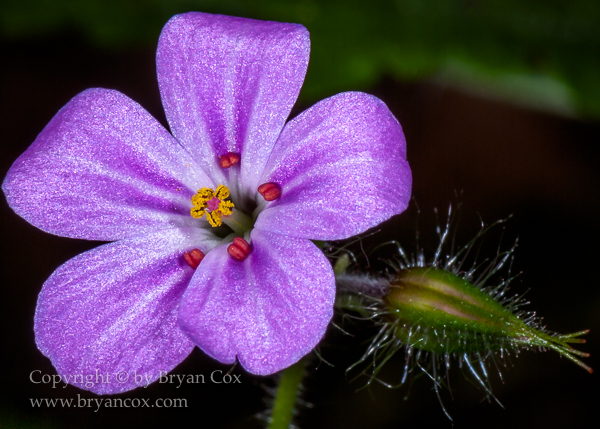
(190, 185, 234, 227)
(214, 184, 230, 200)
(219, 200, 234, 216)
(191, 207, 206, 218)
(191, 187, 213, 206)
(206, 210, 222, 227)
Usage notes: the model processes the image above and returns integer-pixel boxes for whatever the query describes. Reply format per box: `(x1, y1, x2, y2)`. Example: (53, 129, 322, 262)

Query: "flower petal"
(256, 92, 412, 240)
(34, 227, 220, 394)
(178, 229, 335, 375)
(156, 12, 310, 202)
(2, 88, 212, 241)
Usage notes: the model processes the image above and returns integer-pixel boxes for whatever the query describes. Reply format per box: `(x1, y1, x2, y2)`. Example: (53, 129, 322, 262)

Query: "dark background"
(1, 1, 599, 428)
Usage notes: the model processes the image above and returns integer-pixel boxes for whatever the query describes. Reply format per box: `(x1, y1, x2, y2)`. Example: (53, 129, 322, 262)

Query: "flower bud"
(337, 205, 591, 413)
(384, 267, 591, 372)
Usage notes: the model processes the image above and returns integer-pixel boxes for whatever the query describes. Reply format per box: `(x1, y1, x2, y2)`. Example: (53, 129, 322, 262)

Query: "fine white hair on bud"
(334, 202, 591, 420)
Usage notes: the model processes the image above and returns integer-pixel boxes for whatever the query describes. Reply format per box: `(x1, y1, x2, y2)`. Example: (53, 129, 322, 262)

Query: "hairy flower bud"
(385, 267, 591, 369)
(336, 205, 591, 417)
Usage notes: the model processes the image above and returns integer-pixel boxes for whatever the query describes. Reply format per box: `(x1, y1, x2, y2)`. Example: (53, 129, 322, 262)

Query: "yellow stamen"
(214, 184, 230, 200)
(190, 185, 234, 227)
(219, 200, 234, 215)
(206, 210, 222, 227)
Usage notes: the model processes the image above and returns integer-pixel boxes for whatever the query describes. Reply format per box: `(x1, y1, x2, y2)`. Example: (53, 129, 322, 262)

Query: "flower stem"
(268, 358, 307, 429)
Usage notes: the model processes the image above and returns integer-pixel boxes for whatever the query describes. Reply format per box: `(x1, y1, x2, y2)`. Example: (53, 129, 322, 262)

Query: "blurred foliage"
(2, 0, 600, 119)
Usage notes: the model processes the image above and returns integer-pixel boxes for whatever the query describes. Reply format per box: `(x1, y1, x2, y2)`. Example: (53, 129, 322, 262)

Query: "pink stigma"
(207, 196, 220, 211)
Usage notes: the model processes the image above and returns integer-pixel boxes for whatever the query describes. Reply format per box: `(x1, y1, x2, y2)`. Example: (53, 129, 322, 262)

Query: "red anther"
(227, 237, 252, 261)
(183, 248, 205, 269)
(257, 182, 281, 201)
(218, 152, 240, 168)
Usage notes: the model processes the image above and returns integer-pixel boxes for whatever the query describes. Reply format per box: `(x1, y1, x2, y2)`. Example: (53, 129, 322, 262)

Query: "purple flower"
(2, 12, 411, 394)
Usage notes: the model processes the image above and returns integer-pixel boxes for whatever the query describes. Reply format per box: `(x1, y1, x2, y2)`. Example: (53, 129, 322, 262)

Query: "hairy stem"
(268, 358, 307, 429)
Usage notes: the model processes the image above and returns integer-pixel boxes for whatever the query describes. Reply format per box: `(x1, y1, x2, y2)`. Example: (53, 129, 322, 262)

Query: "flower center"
(188, 183, 262, 263)
(190, 185, 234, 227)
